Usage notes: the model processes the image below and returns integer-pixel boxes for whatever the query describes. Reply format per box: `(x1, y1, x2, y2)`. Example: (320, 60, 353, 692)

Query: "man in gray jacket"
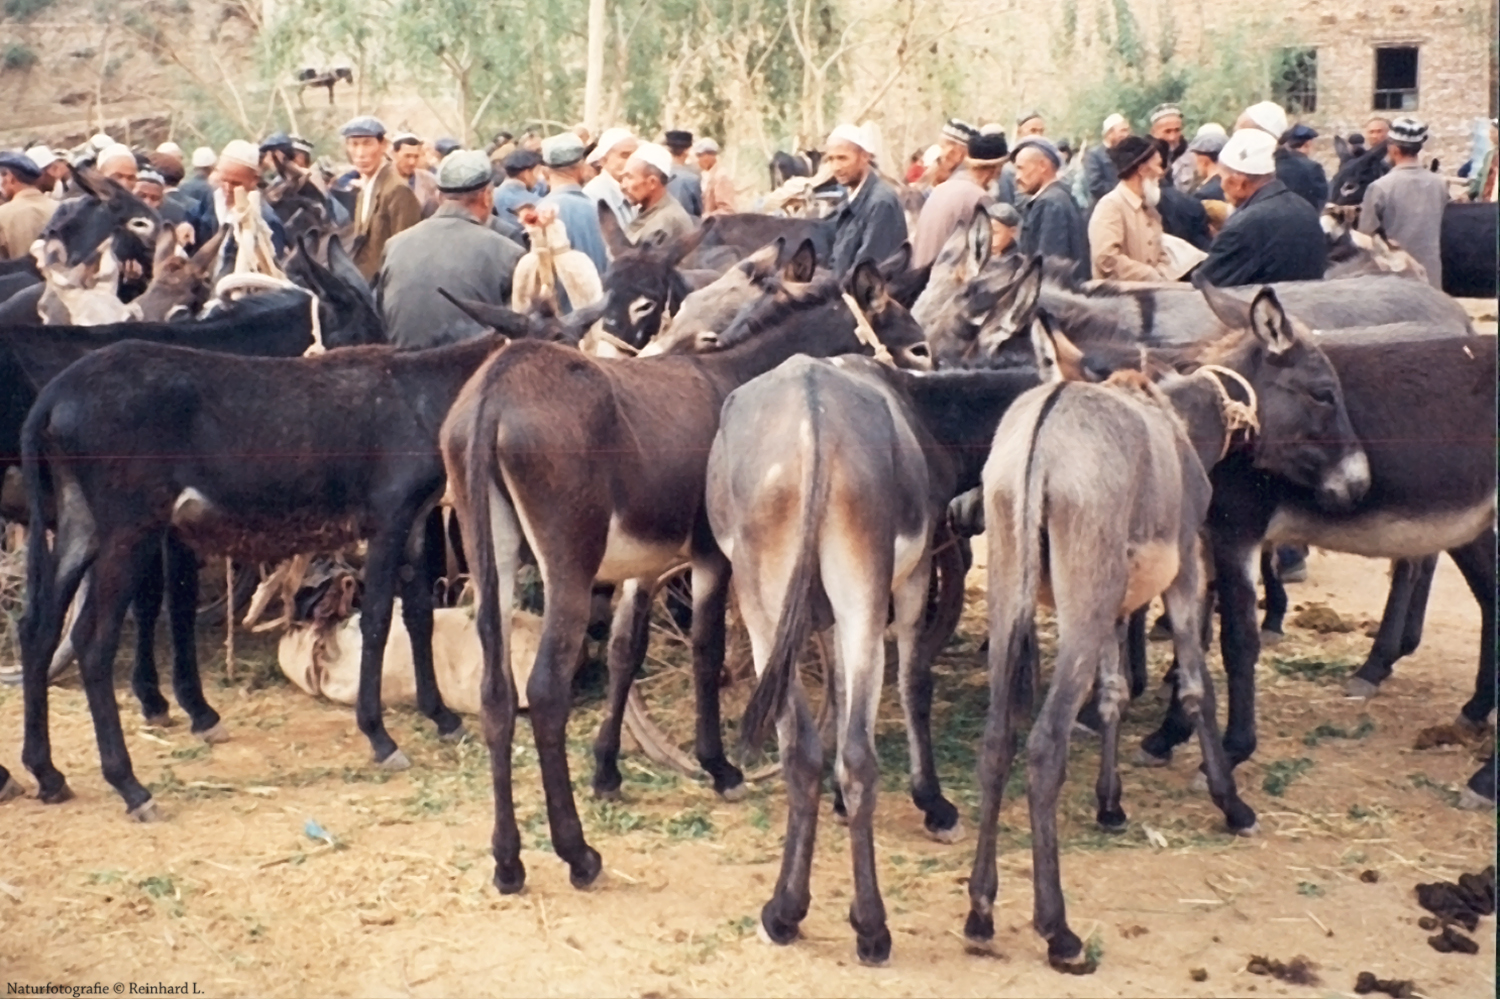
(375, 150, 525, 348)
(1358, 116, 1447, 289)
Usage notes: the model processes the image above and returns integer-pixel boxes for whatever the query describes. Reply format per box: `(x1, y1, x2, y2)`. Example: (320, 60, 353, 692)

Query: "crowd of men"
(0, 98, 1493, 351)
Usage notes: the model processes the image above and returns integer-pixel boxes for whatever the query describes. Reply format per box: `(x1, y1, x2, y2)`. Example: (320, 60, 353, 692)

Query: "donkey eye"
(1310, 387, 1336, 406)
(127, 217, 155, 233)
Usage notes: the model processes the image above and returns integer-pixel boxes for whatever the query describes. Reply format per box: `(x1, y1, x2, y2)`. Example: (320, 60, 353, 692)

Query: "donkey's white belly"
(1266, 496, 1496, 559)
(596, 514, 690, 583)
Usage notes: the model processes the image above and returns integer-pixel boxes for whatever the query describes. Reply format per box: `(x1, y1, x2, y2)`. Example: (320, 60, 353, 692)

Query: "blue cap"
(1011, 136, 1061, 169)
(339, 116, 387, 139)
(1285, 123, 1319, 145)
(260, 131, 293, 153)
(0, 150, 41, 181)
(434, 137, 462, 158)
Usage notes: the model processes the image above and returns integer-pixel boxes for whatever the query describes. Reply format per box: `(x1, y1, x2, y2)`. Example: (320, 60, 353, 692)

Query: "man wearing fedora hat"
(1357, 116, 1447, 289)
(376, 150, 524, 349)
(0, 149, 58, 260)
(910, 130, 1008, 268)
(1088, 136, 1173, 280)
(663, 130, 703, 217)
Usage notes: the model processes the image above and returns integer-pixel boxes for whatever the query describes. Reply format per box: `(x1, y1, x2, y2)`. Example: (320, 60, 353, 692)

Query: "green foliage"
(1262, 757, 1313, 797)
(1110, 0, 1145, 74)
(2, 0, 53, 21)
(1303, 717, 1375, 747)
(1296, 880, 1324, 897)
(1, 43, 36, 72)
(1271, 654, 1355, 682)
(664, 806, 714, 839)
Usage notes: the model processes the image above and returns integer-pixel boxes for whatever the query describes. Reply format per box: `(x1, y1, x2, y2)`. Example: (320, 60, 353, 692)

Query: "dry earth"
(0, 544, 1493, 998)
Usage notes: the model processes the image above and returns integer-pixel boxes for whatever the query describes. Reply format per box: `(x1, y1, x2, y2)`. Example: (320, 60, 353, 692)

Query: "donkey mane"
(714, 273, 846, 349)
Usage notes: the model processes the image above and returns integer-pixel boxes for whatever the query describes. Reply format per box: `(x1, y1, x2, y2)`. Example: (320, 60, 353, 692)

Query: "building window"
(1275, 47, 1318, 114)
(1373, 46, 1419, 111)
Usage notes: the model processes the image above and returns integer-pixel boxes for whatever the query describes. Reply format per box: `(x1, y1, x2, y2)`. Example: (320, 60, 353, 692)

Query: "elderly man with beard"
(825, 122, 908, 277)
(1088, 136, 1173, 280)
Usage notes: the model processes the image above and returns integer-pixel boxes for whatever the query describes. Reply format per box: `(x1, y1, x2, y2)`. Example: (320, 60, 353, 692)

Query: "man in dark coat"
(824, 123, 908, 277)
(1197, 128, 1326, 287)
(1013, 137, 1089, 281)
(1084, 113, 1131, 209)
(1275, 123, 1329, 209)
(375, 150, 524, 348)
(663, 130, 704, 218)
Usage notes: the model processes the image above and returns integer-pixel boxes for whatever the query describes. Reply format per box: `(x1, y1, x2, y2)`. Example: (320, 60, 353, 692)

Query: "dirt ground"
(0, 544, 1493, 999)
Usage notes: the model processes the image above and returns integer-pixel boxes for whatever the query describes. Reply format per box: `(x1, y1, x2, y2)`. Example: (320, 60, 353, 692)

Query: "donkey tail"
(740, 382, 831, 753)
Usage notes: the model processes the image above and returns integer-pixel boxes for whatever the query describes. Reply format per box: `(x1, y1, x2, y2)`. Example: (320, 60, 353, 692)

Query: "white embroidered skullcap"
(218, 139, 262, 171)
(1219, 128, 1277, 176)
(1102, 113, 1127, 134)
(588, 127, 635, 164)
(96, 143, 137, 168)
(627, 141, 674, 179)
(827, 123, 874, 154)
(1241, 100, 1289, 140)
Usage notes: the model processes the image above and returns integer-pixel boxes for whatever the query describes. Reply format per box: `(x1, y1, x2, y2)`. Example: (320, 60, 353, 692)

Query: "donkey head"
(128, 225, 231, 321)
(598, 206, 713, 349)
(646, 237, 818, 355)
(287, 233, 385, 347)
(843, 247, 932, 371)
(1329, 141, 1390, 207)
(1198, 281, 1369, 510)
(44, 167, 160, 274)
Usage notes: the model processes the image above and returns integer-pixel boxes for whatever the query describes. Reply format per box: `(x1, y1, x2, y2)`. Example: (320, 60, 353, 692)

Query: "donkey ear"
(563, 295, 609, 338)
(1333, 136, 1352, 164)
(877, 242, 912, 281)
(783, 238, 817, 282)
(662, 216, 712, 267)
(1029, 314, 1062, 383)
(1194, 273, 1254, 329)
(739, 239, 783, 282)
(153, 225, 179, 268)
(597, 200, 632, 259)
(847, 258, 887, 313)
(1248, 288, 1298, 356)
(190, 225, 231, 273)
(993, 254, 1042, 334)
(967, 210, 993, 273)
(71, 165, 103, 199)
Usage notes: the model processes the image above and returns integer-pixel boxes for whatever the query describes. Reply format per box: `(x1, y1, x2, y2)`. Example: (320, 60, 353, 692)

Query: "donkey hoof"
(1457, 788, 1493, 811)
(758, 904, 800, 946)
(1343, 676, 1380, 699)
(927, 817, 967, 845)
(39, 781, 75, 805)
(1096, 808, 1128, 832)
(568, 848, 604, 890)
(0, 776, 24, 803)
(1453, 714, 1489, 737)
(592, 784, 623, 802)
(1132, 747, 1171, 768)
(719, 780, 749, 804)
(439, 723, 468, 744)
(197, 722, 231, 745)
(855, 928, 893, 967)
(963, 910, 995, 944)
(1259, 629, 1284, 648)
(376, 748, 412, 771)
(1189, 771, 1209, 794)
(128, 799, 163, 823)
(1045, 929, 1087, 970)
(143, 713, 173, 728)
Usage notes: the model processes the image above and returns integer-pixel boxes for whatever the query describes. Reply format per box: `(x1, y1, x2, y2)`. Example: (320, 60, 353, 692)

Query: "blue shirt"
(543, 183, 609, 276)
(495, 178, 542, 218)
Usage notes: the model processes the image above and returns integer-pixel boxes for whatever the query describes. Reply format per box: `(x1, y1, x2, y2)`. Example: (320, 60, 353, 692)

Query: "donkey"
(596, 206, 717, 349)
(16, 325, 625, 817)
(1133, 328, 1495, 800)
(442, 260, 931, 895)
(709, 352, 1042, 964)
(36, 168, 162, 308)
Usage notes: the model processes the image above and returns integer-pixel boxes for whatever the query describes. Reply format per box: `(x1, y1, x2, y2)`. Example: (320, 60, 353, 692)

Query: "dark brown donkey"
(442, 260, 931, 894)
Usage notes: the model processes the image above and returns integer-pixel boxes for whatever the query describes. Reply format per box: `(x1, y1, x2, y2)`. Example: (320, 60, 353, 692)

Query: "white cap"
(627, 141, 674, 179)
(1102, 113, 1127, 134)
(190, 146, 217, 169)
(218, 139, 261, 171)
(1219, 128, 1277, 176)
(96, 143, 136, 169)
(155, 141, 184, 159)
(587, 127, 634, 165)
(1241, 100, 1288, 139)
(921, 144, 942, 168)
(25, 145, 64, 170)
(88, 132, 114, 152)
(1193, 122, 1227, 140)
(827, 122, 874, 154)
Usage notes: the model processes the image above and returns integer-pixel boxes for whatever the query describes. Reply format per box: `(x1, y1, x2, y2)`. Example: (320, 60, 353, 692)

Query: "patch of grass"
(1302, 717, 1375, 747)
(726, 915, 756, 939)
(1, 43, 37, 71)
(1270, 655, 1355, 682)
(2, 0, 53, 21)
(138, 874, 185, 917)
(87, 870, 124, 885)
(403, 778, 456, 817)
(1083, 929, 1105, 967)
(1407, 772, 1461, 807)
(170, 743, 210, 761)
(1262, 757, 1313, 797)
(747, 802, 770, 832)
(665, 806, 714, 839)
(589, 799, 653, 835)
(1296, 880, 1324, 897)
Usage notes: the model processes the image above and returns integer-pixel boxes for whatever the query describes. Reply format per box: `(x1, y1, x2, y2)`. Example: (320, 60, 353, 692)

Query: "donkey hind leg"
(163, 534, 221, 739)
(591, 578, 651, 798)
(1258, 547, 1287, 643)
(79, 534, 164, 817)
(896, 548, 960, 842)
(400, 512, 465, 741)
(1447, 532, 1496, 725)
(1346, 557, 1429, 697)
(354, 531, 409, 768)
(21, 492, 98, 804)
(129, 541, 170, 724)
(1028, 629, 1107, 968)
(1125, 608, 1148, 700)
(1162, 559, 1257, 834)
(689, 545, 745, 799)
(1094, 621, 1130, 831)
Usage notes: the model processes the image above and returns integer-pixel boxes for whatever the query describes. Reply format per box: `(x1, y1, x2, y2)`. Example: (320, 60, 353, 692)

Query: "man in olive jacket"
(343, 116, 424, 282)
(1197, 128, 1326, 287)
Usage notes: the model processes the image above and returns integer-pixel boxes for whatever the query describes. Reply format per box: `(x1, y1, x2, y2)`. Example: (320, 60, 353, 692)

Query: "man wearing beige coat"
(1088, 136, 1172, 281)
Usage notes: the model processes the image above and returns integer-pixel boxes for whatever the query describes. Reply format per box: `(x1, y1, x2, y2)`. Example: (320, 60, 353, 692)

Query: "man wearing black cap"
(1012, 137, 1089, 281)
(1274, 123, 1328, 209)
(376, 150, 524, 349)
(343, 116, 423, 281)
(911, 131, 1008, 268)
(0, 150, 56, 260)
(496, 148, 544, 218)
(1357, 116, 1447, 289)
(1089, 136, 1172, 280)
(663, 130, 703, 218)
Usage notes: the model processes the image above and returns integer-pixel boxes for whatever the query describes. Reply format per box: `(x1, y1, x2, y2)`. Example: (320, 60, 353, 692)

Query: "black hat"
(1348, 132, 1366, 146)
(502, 148, 542, 174)
(259, 131, 293, 154)
(966, 131, 1009, 164)
(1108, 135, 1160, 178)
(1285, 123, 1318, 146)
(434, 137, 462, 158)
(663, 129, 694, 151)
(0, 150, 41, 181)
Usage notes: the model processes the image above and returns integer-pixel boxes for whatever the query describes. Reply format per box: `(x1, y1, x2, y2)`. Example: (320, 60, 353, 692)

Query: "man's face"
(134, 180, 164, 210)
(100, 155, 138, 187)
(620, 161, 662, 206)
(393, 143, 423, 178)
(695, 151, 717, 172)
(825, 140, 870, 188)
(1220, 169, 1263, 206)
(1018, 118, 1045, 139)
(0, 171, 20, 200)
(1364, 119, 1390, 146)
(1150, 115, 1183, 147)
(1192, 152, 1219, 182)
(218, 160, 260, 198)
(345, 136, 386, 176)
(604, 139, 638, 181)
(1105, 123, 1131, 147)
(1139, 150, 1165, 182)
(991, 222, 1017, 256)
(937, 137, 966, 174)
(1013, 148, 1054, 194)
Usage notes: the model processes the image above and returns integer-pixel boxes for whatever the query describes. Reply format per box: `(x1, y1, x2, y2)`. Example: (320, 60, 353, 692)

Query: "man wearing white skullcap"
(96, 143, 139, 187)
(1196, 128, 1325, 286)
(1235, 101, 1289, 141)
(621, 141, 694, 245)
(585, 127, 638, 230)
(825, 122, 907, 277)
(179, 146, 216, 207)
(1084, 112, 1133, 208)
(185, 138, 288, 259)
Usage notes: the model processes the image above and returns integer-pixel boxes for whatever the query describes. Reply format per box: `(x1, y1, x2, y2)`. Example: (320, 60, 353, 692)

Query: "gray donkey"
(964, 310, 1305, 971)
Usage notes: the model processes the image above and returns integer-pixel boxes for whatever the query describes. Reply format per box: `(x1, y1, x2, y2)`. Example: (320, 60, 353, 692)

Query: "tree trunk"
(583, 0, 607, 134)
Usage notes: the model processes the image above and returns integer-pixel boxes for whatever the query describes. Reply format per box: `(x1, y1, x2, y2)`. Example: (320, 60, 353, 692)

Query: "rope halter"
(1195, 364, 1260, 460)
(840, 292, 894, 366)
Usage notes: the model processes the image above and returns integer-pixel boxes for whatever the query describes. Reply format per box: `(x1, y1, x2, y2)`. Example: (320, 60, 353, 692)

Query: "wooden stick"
(225, 558, 236, 681)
